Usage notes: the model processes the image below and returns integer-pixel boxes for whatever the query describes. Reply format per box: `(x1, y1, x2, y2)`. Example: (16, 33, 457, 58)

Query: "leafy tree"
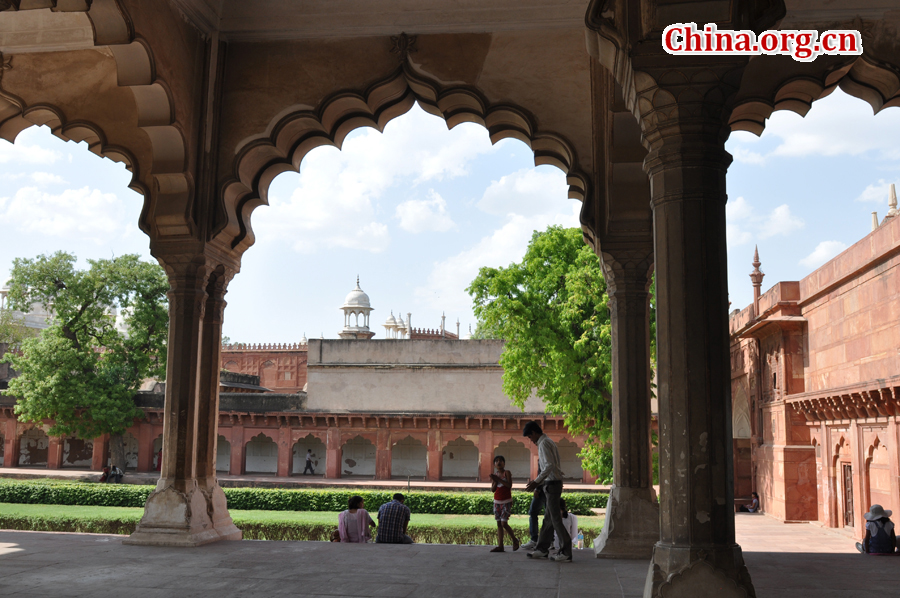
(2, 252, 169, 470)
(468, 226, 656, 482)
(0, 307, 38, 349)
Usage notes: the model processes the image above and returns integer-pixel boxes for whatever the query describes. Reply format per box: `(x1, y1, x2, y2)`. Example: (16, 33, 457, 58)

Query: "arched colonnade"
(2, 1, 900, 595)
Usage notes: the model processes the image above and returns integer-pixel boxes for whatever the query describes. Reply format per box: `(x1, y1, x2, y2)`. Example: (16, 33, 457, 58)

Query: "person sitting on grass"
(856, 505, 897, 555)
(338, 495, 376, 543)
(489, 455, 519, 552)
(376, 493, 413, 544)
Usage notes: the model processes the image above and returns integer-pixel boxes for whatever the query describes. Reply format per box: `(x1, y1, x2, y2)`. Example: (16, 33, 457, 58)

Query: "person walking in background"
(303, 449, 315, 475)
(856, 504, 897, 555)
(521, 466, 545, 551)
(489, 455, 519, 552)
(523, 421, 572, 562)
(376, 493, 413, 544)
(338, 495, 376, 543)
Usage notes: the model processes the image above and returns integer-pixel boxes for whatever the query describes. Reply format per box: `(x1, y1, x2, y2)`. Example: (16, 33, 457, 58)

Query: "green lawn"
(0, 502, 604, 545)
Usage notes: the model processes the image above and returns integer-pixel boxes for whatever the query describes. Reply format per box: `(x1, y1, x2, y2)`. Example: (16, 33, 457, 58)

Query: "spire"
(750, 246, 765, 317)
(356, 275, 360, 289)
(887, 183, 899, 218)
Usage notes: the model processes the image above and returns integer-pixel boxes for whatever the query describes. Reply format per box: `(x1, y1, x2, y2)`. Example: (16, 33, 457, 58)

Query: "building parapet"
(223, 343, 308, 352)
(786, 374, 900, 423)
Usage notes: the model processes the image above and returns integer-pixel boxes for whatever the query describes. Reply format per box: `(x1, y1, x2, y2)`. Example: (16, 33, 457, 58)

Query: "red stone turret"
(750, 246, 765, 317)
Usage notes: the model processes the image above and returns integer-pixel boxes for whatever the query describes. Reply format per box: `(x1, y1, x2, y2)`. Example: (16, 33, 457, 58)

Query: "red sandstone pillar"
(137, 423, 153, 472)
(91, 435, 109, 470)
(47, 437, 63, 469)
(277, 426, 292, 477)
(426, 430, 442, 481)
(529, 444, 539, 480)
(3, 419, 17, 467)
(850, 420, 865, 538)
(229, 425, 244, 475)
(375, 430, 391, 480)
(326, 428, 341, 479)
(478, 431, 494, 482)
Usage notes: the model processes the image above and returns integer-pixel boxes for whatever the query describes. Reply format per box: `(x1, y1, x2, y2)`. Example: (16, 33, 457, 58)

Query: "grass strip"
(0, 478, 608, 515)
(0, 503, 604, 545)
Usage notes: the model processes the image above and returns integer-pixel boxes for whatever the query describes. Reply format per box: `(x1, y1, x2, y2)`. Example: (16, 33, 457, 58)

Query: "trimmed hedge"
(0, 479, 607, 515)
(0, 513, 602, 546)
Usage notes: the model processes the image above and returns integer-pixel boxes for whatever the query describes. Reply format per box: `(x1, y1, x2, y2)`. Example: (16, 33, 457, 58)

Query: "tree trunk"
(108, 433, 126, 471)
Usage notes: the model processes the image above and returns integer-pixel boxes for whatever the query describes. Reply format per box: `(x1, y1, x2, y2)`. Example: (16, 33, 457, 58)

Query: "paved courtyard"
(0, 514, 897, 597)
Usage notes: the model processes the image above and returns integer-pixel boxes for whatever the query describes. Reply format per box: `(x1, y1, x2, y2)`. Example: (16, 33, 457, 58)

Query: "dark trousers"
(528, 489, 545, 542)
(303, 461, 315, 474)
(535, 481, 571, 557)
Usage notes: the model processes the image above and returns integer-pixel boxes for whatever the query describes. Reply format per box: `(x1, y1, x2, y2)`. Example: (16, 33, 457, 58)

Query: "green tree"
(2, 252, 169, 470)
(0, 307, 38, 348)
(468, 226, 655, 482)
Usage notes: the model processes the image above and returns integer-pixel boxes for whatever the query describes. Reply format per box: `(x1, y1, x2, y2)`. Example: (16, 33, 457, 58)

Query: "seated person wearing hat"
(856, 505, 898, 555)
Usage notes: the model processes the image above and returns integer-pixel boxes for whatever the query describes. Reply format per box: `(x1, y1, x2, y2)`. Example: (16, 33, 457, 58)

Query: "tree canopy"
(468, 226, 616, 478)
(2, 252, 169, 467)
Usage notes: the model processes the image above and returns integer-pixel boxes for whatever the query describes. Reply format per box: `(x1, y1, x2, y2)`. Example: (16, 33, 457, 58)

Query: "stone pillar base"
(643, 544, 755, 598)
(124, 482, 242, 547)
(594, 485, 660, 559)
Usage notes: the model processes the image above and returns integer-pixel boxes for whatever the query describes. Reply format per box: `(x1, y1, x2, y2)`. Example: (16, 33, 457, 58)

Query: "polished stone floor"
(0, 514, 896, 597)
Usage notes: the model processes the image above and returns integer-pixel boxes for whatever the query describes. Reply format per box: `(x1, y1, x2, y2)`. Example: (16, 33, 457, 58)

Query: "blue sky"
(0, 89, 898, 341)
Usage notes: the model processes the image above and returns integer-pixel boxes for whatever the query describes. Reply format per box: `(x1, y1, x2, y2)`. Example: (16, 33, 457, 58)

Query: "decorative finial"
(750, 246, 765, 315)
(356, 275, 360, 288)
(888, 183, 899, 217)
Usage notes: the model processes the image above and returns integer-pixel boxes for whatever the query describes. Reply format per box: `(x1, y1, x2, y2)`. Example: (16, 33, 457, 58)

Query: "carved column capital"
(599, 245, 654, 297)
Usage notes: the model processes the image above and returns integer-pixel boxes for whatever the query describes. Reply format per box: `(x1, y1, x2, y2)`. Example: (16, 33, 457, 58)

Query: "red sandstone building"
(730, 196, 900, 538)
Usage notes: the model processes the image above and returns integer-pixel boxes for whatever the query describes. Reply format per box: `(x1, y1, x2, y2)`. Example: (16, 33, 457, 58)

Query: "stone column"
(126, 258, 241, 546)
(91, 434, 109, 471)
(426, 430, 442, 481)
(375, 430, 391, 480)
(326, 427, 341, 479)
(4, 418, 18, 467)
(478, 430, 494, 482)
(594, 245, 659, 559)
(637, 60, 755, 596)
(277, 425, 292, 477)
(137, 423, 153, 472)
(47, 437, 63, 469)
(229, 425, 244, 475)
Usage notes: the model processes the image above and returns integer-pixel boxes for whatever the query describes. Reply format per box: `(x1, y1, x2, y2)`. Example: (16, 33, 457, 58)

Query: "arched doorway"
(292, 434, 325, 475)
(341, 436, 375, 477)
(557, 438, 583, 481)
(123, 432, 139, 470)
(62, 437, 93, 468)
(494, 439, 530, 483)
(442, 437, 478, 479)
(216, 435, 231, 472)
(245, 433, 278, 474)
(18, 428, 48, 466)
(391, 436, 426, 479)
(152, 435, 163, 471)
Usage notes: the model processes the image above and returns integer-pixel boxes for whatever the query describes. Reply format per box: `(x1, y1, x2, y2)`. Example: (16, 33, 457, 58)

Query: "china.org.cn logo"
(662, 23, 863, 62)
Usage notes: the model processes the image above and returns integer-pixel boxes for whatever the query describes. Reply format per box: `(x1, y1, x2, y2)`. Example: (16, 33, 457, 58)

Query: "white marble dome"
(385, 312, 397, 327)
(342, 278, 371, 310)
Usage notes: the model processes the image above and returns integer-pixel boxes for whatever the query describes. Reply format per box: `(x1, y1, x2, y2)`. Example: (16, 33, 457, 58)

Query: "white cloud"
(799, 240, 848, 269)
(726, 197, 805, 247)
(478, 168, 569, 217)
(395, 190, 455, 233)
(0, 139, 62, 165)
(256, 104, 496, 254)
(759, 204, 805, 238)
(729, 90, 900, 162)
(414, 203, 580, 314)
(30, 172, 67, 186)
(855, 179, 897, 203)
(0, 186, 128, 242)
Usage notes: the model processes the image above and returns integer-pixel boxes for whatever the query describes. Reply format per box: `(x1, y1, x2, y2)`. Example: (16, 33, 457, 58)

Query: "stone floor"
(0, 514, 896, 597)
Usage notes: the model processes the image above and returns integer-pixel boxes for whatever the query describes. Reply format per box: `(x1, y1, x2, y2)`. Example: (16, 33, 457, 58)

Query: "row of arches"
(221, 433, 584, 480)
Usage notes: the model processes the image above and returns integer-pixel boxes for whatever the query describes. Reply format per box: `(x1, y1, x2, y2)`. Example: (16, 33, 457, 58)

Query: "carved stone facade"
(730, 213, 900, 538)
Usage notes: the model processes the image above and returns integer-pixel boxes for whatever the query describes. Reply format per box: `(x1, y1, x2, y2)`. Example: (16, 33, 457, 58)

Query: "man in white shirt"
(523, 421, 572, 562)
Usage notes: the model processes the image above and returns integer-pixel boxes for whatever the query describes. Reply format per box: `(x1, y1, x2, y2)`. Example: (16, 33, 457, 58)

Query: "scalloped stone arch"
(220, 68, 590, 255)
(730, 55, 900, 136)
(0, 4, 189, 239)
